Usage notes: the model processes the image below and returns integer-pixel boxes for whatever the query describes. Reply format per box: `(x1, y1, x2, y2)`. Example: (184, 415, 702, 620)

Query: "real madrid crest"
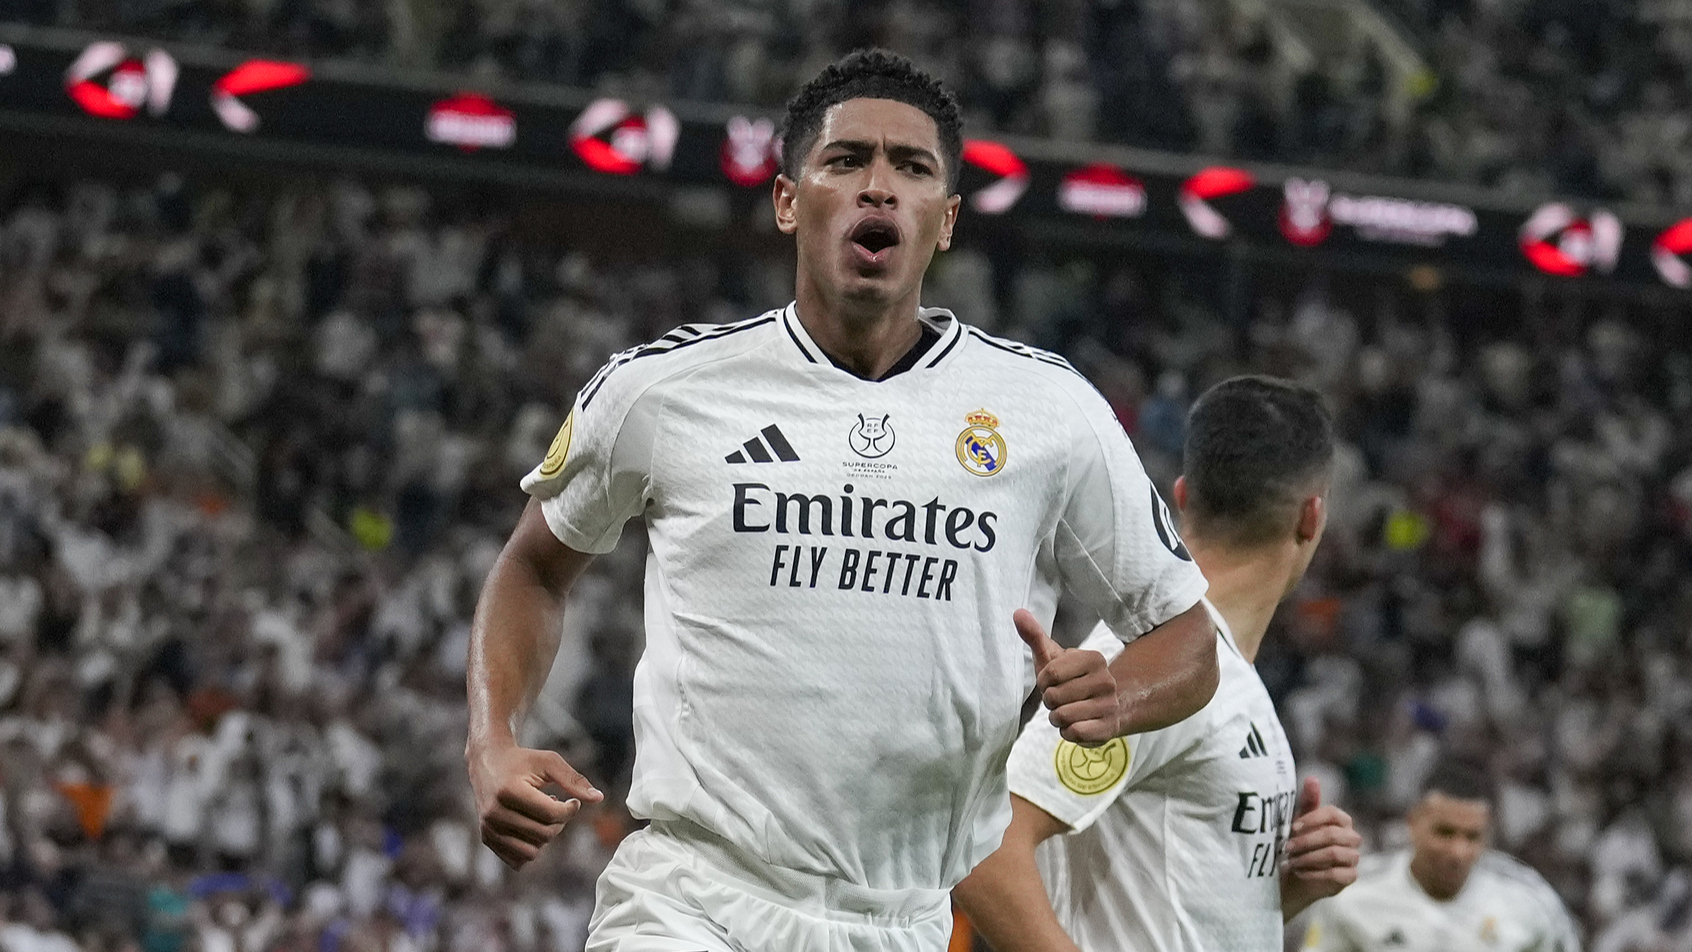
(956, 409, 1007, 477)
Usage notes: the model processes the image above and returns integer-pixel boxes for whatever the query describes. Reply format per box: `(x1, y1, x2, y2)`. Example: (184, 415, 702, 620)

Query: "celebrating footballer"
(466, 49, 1219, 952)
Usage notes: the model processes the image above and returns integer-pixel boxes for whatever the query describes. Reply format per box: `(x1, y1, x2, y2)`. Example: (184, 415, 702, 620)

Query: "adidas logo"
(726, 425, 800, 464)
(1239, 723, 1268, 759)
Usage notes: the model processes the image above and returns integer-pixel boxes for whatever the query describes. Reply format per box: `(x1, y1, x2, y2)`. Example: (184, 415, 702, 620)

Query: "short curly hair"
(779, 48, 964, 192)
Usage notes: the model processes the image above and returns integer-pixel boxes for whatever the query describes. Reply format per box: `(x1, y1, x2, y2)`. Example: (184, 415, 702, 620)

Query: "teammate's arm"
(466, 500, 605, 869)
(952, 795, 1082, 952)
(1281, 778, 1362, 920)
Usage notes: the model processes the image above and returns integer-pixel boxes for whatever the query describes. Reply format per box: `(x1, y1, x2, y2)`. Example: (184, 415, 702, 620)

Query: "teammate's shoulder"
(1476, 851, 1563, 901)
(576, 310, 782, 411)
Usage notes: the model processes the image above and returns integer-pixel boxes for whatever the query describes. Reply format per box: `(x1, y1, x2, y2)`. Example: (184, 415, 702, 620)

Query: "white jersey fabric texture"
(586, 822, 953, 952)
(521, 304, 1208, 920)
(1302, 849, 1581, 952)
(1007, 606, 1297, 952)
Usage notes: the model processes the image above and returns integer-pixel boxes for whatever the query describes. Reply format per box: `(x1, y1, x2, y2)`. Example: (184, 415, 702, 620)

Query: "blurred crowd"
(6, 0, 1692, 203)
(2, 170, 1691, 952)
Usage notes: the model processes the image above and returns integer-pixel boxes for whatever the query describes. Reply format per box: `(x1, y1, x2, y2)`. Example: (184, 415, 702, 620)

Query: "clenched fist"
(468, 743, 603, 869)
(1016, 609, 1121, 747)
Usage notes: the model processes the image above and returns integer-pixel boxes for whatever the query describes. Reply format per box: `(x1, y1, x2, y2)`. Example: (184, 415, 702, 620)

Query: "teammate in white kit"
(955, 375, 1363, 952)
(1303, 761, 1581, 952)
(464, 49, 1220, 952)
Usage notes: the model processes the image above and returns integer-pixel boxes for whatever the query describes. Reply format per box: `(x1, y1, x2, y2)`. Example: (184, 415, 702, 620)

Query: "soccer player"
(1302, 761, 1582, 952)
(954, 375, 1362, 952)
(465, 49, 1219, 952)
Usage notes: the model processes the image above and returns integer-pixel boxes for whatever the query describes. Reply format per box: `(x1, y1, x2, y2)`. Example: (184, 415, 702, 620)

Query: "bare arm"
(466, 499, 604, 868)
(1023, 600, 1218, 745)
(1108, 600, 1218, 735)
(953, 796, 1082, 952)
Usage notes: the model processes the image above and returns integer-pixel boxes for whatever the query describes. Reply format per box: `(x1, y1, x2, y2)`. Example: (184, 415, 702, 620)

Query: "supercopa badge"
(955, 409, 1006, 477)
(1054, 737, 1129, 795)
(538, 409, 575, 478)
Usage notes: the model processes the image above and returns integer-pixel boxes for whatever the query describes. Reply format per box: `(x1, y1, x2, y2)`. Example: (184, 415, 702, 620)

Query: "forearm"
(953, 847, 1081, 952)
(467, 555, 564, 750)
(466, 502, 589, 755)
(953, 797, 1081, 952)
(1108, 601, 1218, 735)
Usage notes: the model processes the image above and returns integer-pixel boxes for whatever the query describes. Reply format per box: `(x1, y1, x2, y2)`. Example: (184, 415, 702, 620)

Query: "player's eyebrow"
(820, 139, 941, 168)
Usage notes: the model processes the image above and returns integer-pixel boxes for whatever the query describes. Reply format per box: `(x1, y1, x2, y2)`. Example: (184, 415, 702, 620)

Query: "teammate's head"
(774, 49, 963, 314)
(1173, 376, 1335, 589)
(1408, 760, 1493, 900)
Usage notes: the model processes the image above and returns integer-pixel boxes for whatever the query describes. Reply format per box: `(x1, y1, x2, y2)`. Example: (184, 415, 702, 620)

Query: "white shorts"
(585, 820, 953, 952)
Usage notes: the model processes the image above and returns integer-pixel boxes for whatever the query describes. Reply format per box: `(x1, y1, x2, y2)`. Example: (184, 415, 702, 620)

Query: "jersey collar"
(780, 303, 965, 379)
(1203, 598, 1249, 662)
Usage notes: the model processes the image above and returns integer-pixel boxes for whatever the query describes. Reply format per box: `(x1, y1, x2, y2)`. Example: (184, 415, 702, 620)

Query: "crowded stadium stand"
(5, 0, 1692, 201)
(0, 2, 1690, 951)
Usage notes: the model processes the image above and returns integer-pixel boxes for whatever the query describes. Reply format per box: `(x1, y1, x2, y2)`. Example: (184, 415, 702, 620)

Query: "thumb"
(1295, 776, 1321, 818)
(536, 750, 604, 804)
(1014, 609, 1062, 673)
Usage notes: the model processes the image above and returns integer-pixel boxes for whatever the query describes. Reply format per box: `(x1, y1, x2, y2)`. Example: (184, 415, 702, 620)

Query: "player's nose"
(857, 159, 897, 208)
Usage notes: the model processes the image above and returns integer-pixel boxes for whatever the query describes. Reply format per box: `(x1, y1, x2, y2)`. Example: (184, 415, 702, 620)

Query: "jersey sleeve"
(1005, 624, 1211, 833)
(1052, 382, 1209, 641)
(519, 354, 662, 553)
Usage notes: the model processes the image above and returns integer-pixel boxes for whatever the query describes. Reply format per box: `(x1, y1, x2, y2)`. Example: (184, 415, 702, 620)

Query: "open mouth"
(851, 218, 902, 255)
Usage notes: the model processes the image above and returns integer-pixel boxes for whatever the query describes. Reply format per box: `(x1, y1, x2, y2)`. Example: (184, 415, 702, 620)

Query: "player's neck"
(793, 281, 926, 380)
(1184, 538, 1296, 663)
(1409, 854, 1467, 902)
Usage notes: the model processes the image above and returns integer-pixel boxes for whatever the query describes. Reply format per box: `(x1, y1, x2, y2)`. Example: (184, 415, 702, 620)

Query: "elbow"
(1117, 602, 1219, 733)
(1173, 611, 1220, 719)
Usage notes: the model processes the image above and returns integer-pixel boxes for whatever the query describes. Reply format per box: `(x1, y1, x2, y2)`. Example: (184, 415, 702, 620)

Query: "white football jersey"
(1007, 608, 1296, 952)
(1303, 850, 1581, 952)
(521, 304, 1208, 894)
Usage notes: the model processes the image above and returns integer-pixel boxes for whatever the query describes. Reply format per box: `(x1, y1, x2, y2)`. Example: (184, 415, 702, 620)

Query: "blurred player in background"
(955, 375, 1361, 952)
(1302, 761, 1581, 952)
(465, 49, 1220, 952)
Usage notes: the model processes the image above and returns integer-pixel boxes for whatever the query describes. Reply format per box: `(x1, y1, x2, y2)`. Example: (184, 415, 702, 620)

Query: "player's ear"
(1172, 475, 1190, 514)
(774, 174, 799, 235)
(1296, 495, 1325, 544)
(935, 193, 962, 251)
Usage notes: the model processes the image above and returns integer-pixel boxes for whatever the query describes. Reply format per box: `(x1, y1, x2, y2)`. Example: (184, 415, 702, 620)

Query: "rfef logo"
(569, 99, 679, 175)
(1058, 164, 1146, 219)
(211, 60, 310, 133)
(426, 93, 516, 151)
(65, 42, 177, 120)
(1520, 203, 1621, 277)
(722, 116, 780, 187)
(961, 140, 1028, 215)
(1652, 219, 1692, 288)
(1179, 166, 1255, 239)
